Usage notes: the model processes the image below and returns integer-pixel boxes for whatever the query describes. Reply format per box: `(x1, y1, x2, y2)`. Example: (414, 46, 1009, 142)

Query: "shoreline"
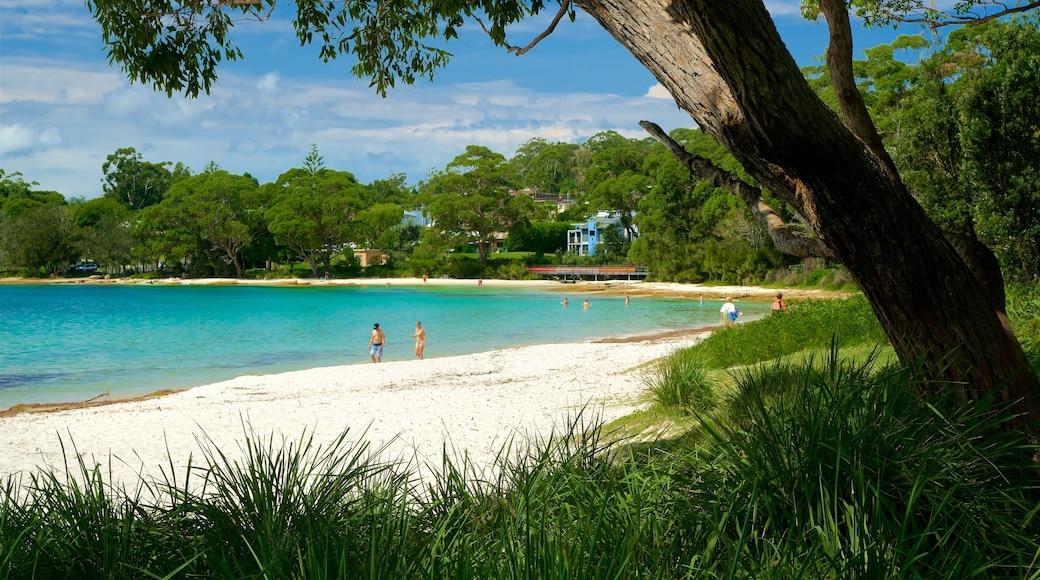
(0, 325, 718, 418)
(1, 274, 849, 302)
(2, 280, 850, 416)
(0, 331, 710, 488)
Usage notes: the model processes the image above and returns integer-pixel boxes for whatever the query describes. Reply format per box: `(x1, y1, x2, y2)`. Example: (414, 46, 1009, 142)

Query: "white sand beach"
(0, 330, 707, 489)
(1, 278, 848, 489)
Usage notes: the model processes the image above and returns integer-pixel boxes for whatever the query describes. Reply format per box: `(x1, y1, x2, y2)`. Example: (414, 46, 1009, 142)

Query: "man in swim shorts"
(369, 323, 386, 362)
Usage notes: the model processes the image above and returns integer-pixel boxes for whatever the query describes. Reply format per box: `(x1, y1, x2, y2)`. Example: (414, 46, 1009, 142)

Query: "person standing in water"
(411, 321, 427, 359)
(772, 292, 788, 313)
(369, 323, 386, 362)
(720, 298, 738, 325)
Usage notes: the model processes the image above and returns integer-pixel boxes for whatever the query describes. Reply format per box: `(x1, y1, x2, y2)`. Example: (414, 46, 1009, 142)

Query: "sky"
(0, 0, 927, 200)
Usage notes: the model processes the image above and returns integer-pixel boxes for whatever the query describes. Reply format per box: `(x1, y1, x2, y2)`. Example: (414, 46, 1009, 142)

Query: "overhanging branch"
(476, 1, 572, 56)
(869, 0, 1040, 28)
(639, 120, 836, 260)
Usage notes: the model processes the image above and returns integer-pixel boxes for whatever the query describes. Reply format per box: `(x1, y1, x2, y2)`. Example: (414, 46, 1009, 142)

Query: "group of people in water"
(720, 292, 788, 326)
(369, 291, 790, 363)
(368, 321, 427, 363)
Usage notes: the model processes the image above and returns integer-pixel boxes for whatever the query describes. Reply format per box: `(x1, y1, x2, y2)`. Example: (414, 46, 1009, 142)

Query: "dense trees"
(101, 147, 181, 210)
(0, 205, 80, 275)
(264, 165, 367, 277)
(892, 18, 1040, 280)
(423, 146, 533, 265)
(136, 171, 259, 277)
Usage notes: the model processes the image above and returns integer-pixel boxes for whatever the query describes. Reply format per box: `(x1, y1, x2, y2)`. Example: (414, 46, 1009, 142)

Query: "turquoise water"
(0, 284, 768, 409)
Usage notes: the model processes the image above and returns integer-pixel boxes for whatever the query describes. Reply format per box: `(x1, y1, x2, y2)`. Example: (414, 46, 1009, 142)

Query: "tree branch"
(872, 1, 1040, 28)
(819, 0, 898, 176)
(642, 118, 1008, 312)
(639, 120, 837, 260)
(476, 1, 572, 56)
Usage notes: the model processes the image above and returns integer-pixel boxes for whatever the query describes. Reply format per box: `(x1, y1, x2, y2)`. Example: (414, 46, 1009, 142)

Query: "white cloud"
(645, 83, 675, 100)
(257, 73, 280, 92)
(0, 62, 124, 104)
(764, 1, 803, 17)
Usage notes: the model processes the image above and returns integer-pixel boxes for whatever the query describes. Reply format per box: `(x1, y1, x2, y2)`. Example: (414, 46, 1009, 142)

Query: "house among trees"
(401, 209, 430, 228)
(567, 211, 636, 256)
(353, 249, 387, 267)
(512, 189, 575, 218)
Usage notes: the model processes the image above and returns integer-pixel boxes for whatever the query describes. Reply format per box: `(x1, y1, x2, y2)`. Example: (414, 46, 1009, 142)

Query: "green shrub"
(446, 255, 486, 279)
(690, 294, 888, 369)
(643, 348, 717, 414)
(1006, 282, 1040, 375)
(697, 345, 1040, 577)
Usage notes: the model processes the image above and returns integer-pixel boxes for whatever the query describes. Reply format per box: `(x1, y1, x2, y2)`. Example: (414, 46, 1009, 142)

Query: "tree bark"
(577, 0, 1039, 428)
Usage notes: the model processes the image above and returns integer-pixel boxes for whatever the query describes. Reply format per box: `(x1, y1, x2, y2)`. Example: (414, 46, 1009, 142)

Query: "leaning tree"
(87, 0, 1040, 429)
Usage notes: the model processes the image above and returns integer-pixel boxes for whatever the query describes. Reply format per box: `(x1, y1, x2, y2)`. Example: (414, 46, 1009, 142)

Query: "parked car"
(68, 262, 99, 272)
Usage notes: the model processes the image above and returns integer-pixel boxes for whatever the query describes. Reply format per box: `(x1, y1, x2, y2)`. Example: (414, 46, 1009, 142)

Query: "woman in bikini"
(411, 321, 427, 359)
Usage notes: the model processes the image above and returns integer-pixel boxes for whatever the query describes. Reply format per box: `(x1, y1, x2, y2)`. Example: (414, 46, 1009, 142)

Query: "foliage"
(0, 204, 80, 276)
(832, 18, 1040, 280)
(505, 220, 572, 253)
(510, 138, 584, 195)
(101, 147, 179, 210)
(137, 171, 258, 278)
(580, 131, 655, 238)
(364, 172, 413, 207)
(423, 146, 528, 266)
(697, 347, 1039, 577)
(689, 295, 888, 369)
(642, 348, 718, 414)
(632, 129, 795, 284)
(87, 0, 566, 97)
(0, 170, 67, 219)
(1007, 282, 1040, 375)
(264, 161, 368, 277)
(957, 17, 1040, 279)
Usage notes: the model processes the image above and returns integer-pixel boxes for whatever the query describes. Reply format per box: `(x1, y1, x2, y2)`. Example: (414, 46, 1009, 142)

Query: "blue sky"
(0, 1, 927, 199)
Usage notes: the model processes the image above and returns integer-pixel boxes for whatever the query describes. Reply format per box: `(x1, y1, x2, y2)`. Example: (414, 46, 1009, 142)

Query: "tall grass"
(690, 294, 888, 368)
(1007, 282, 1040, 374)
(642, 348, 718, 414)
(700, 345, 1039, 577)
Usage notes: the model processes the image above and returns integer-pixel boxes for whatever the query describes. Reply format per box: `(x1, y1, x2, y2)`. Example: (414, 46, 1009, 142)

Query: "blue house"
(566, 211, 635, 256)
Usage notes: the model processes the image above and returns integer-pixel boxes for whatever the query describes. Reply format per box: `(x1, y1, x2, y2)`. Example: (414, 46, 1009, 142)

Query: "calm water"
(0, 283, 767, 409)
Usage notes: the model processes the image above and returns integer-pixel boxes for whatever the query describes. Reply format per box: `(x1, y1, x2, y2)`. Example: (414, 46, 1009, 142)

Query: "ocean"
(0, 283, 767, 409)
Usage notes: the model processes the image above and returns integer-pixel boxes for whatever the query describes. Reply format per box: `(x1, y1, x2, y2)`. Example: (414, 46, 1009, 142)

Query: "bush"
(697, 346, 1039, 577)
(1006, 281, 1040, 374)
(445, 255, 486, 279)
(689, 294, 888, 369)
(643, 348, 717, 414)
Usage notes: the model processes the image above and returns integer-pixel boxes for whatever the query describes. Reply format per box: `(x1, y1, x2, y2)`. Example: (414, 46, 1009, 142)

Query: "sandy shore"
(0, 330, 711, 489)
(1, 277, 850, 489)
(1, 273, 846, 302)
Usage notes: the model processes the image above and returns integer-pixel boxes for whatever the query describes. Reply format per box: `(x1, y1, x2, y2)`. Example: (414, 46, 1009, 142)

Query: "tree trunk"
(577, 0, 1039, 428)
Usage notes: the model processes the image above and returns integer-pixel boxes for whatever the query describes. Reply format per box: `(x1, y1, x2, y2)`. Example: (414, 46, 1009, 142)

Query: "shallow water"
(0, 283, 767, 408)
